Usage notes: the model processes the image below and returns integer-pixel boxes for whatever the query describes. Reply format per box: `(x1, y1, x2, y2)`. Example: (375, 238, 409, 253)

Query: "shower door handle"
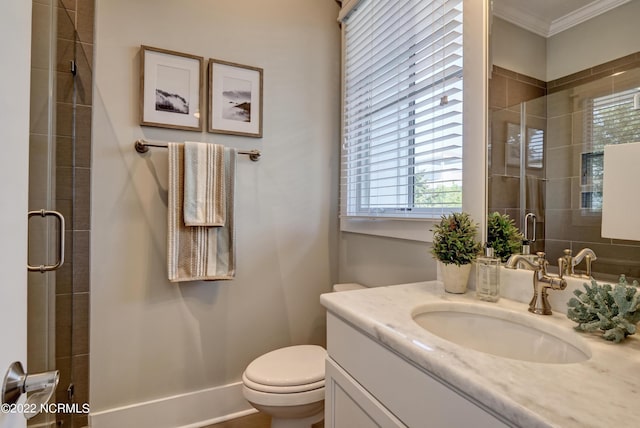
(27, 209, 65, 272)
(524, 212, 536, 243)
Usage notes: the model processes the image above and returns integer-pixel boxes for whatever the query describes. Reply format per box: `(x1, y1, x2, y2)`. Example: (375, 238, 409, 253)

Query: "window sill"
(340, 216, 436, 243)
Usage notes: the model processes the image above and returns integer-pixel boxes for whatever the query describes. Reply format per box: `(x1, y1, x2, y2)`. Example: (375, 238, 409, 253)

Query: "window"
(582, 88, 640, 210)
(341, 0, 464, 220)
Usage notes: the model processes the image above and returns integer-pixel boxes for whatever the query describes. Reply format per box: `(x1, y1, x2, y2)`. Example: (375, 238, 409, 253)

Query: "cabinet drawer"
(327, 312, 512, 428)
(325, 358, 406, 428)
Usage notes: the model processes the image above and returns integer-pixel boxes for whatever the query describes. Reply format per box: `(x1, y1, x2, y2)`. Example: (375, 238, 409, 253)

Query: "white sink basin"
(412, 302, 591, 364)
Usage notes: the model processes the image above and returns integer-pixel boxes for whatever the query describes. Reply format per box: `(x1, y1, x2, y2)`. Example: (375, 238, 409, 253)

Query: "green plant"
(487, 212, 523, 262)
(567, 276, 640, 343)
(431, 212, 481, 266)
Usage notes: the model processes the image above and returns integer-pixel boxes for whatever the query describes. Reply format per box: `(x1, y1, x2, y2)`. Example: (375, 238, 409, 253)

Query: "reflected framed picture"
(208, 59, 263, 137)
(506, 122, 521, 167)
(140, 46, 204, 131)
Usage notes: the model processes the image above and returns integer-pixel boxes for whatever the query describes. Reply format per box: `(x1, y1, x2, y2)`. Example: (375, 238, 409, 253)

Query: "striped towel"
(167, 143, 236, 282)
(183, 142, 225, 226)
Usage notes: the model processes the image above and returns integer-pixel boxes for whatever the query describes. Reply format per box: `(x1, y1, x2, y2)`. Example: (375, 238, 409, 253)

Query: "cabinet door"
(325, 358, 406, 428)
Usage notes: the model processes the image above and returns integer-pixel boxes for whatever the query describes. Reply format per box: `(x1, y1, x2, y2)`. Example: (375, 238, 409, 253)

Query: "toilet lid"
(244, 345, 326, 388)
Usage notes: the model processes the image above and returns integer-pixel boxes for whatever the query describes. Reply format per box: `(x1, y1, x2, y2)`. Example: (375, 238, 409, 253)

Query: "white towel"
(167, 143, 236, 282)
(183, 141, 225, 226)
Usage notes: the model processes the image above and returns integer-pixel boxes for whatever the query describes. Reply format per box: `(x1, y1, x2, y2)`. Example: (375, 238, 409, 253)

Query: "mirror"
(488, 0, 640, 279)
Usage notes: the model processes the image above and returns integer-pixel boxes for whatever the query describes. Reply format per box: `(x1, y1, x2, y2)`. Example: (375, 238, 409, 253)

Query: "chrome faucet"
(505, 252, 567, 315)
(573, 248, 597, 278)
(560, 248, 597, 278)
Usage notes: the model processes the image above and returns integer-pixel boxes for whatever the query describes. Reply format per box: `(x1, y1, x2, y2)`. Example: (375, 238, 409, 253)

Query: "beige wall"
(91, 0, 340, 414)
(547, 0, 640, 81)
(0, 3, 30, 428)
(338, 233, 437, 286)
(491, 17, 547, 81)
(493, 1, 640, 82)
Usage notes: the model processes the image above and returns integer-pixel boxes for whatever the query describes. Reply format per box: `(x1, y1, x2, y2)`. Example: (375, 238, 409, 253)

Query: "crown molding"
(493, 0, 630, 38)
(548, 0, 630, 36)
(493, 2, 549, 37)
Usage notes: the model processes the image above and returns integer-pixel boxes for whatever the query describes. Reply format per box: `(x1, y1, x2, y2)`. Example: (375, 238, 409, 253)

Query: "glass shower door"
(28, 2, 67, 426)
(488, 95, 546, 253)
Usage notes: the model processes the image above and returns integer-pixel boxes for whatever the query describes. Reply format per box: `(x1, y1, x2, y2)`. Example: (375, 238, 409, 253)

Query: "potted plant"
(487, 212, 523, 262)
(431, 212, 481, 293)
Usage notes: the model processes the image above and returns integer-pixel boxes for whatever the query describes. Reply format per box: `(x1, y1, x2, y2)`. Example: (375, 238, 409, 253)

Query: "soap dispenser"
(476, 245, 500, 302)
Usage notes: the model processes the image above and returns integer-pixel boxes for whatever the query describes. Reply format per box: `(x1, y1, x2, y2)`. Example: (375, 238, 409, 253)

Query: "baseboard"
(89, 381, 256, 428)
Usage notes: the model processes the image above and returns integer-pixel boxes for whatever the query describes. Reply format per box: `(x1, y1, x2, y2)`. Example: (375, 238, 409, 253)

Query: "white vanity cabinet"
(324, 312, 511, 428)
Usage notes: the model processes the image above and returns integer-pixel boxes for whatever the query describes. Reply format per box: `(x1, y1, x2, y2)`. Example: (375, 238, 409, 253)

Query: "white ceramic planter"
(440, 262, 472, 294)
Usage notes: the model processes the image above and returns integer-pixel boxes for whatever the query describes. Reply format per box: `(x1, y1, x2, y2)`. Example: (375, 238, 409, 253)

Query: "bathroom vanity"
(321, 279, 640, 428)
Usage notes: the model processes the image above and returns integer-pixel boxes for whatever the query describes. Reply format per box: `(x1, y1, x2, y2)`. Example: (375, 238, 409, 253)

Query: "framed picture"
(506, 122, 521, 167)
(208, 59, 263, 137)
(140, 46, 204, 131)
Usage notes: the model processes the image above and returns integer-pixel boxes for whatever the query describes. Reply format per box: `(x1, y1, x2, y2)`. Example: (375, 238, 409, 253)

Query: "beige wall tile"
(73, 167, 91, 230)
(56, 102, 74, 137)
(31, 2, 53, 70)
(489, 72, 507, 110)
(56, 135, 73, 167)
(60, 0, 77, 11)
(507, 78, 545, 107)
(56, 166, 73, 200)
(57, 5, 76, 41)
(488, 175, 519, 210)
(546, 178, 571, 210)
(76, 0, 94, 43)
(56, 293, 72, 359)
(73, 231, 90, 293)
(30, 68, 51, 134)
(72, 292, 89, 355)
(76, 42, 93, 105)
(546, 115, 572, 149)
(56, 37, 74, 72)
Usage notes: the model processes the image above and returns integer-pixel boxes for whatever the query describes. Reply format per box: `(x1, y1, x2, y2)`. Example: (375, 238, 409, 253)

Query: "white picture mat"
(210, 62, 261, 135)
(143, 50, 200, 128)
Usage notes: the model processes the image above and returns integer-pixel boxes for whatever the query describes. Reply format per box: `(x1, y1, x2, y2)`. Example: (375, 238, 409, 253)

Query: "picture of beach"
(155, 64, 190, 115)
(221, 76, 252, 122)
(208, 58, 262, 137)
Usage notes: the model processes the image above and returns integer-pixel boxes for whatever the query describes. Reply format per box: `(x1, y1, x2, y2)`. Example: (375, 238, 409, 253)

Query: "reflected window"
(582, 87, 640, 210)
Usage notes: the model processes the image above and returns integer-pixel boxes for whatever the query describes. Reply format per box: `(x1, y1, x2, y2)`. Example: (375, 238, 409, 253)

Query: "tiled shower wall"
(544, 53, 640, 279)
(55, 0, 94, 426)
(489, 53, 640, 279)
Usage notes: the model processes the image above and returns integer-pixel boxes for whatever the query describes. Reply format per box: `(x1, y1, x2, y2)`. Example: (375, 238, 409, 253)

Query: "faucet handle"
(535, 252, 549, 273)
(562, 249, 573, 276)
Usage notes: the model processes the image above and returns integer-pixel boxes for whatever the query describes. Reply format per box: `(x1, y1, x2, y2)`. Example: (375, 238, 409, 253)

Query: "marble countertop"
(320, 281, 640, 428)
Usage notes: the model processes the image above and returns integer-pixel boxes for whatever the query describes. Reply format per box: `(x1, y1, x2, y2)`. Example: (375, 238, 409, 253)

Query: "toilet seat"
(242, 374, 324, 394)
(243, 345, 326, 393)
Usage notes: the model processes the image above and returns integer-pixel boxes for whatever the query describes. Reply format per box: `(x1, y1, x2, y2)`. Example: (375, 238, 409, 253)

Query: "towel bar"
(134, 139, 261, 162)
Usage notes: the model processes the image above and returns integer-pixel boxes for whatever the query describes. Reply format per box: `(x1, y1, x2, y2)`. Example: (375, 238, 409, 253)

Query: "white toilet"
(241, 283, 366, 428)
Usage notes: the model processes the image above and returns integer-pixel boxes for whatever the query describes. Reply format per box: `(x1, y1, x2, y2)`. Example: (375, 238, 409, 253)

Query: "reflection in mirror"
(489, 0, 640, 279)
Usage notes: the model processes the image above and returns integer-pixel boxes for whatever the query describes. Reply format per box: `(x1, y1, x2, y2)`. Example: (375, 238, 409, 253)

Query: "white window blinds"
(341, 0, 464, 219)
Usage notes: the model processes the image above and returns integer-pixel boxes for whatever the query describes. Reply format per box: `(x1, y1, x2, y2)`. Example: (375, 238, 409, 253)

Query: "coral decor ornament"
(567, 275, 640, 343)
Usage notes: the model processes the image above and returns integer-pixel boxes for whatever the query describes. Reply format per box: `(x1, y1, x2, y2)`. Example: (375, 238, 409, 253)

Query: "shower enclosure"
(28, 1, 93, 426)
(489, 60, 640, 279)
